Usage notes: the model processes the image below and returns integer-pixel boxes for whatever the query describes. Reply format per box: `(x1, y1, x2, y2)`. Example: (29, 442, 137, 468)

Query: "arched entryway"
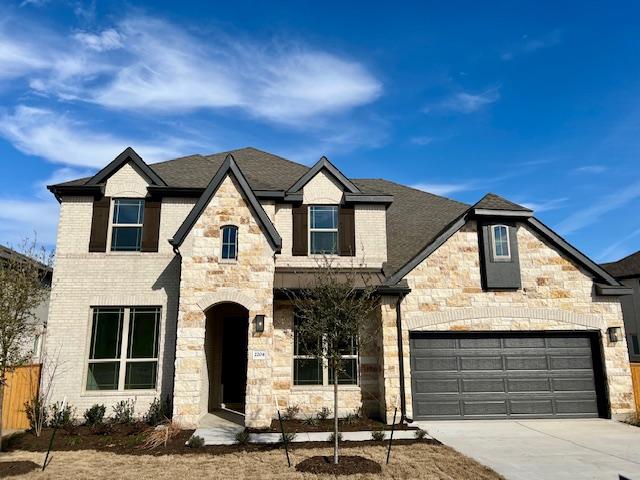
(203, 302, 249, 415)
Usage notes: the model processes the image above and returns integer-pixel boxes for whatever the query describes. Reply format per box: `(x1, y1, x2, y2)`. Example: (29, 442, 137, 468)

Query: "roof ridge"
(205, 147, 311, 170)
(148, 153, 206, 167)
(357, 178, 470, 208)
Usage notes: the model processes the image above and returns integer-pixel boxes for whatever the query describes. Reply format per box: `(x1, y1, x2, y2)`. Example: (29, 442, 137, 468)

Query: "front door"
(221, 316, 249, 413)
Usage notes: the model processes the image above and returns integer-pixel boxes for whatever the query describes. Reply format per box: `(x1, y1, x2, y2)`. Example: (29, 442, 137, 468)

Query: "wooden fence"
(2, 364, 41, 431)
(632, 363, 640, 415)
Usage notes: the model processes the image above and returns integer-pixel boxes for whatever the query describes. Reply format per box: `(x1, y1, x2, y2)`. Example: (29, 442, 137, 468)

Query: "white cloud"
(411, 182, 476, 196)
(0, 197, 59, 247)
(557, 180, 640, 235)
(410, 136, 434, 146)
(519, 197, 568, 213)
(0, 106, 195, 168)
(502, 30, 562, 61)
(598, 226, 640, 262)
(573, 165, 607, 174)
(426, 87, 500, 114)
(0, 15, 381, 124)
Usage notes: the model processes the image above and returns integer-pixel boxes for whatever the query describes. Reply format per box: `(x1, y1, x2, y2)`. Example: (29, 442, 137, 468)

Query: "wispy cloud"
(0, 197, 59, 246)
(425, 87, 500, 114)
(501, 30, 562, 61)
(573, 165, 608, 174)
(411, 182, 478, 196)
(598, 226, 640, 262)
(0, 106, 198, 168)
(0, 15, 382, 125)
(520, 197, 568, 213)
(556, 179, 640, 235)
(410, 136, 434, 146)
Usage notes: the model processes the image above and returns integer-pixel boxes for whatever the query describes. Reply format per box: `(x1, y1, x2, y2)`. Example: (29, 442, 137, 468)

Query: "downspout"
(395, 292, 410, 423)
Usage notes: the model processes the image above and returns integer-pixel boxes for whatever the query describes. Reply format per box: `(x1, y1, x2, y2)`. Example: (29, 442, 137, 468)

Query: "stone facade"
(172, 174, 276, 428)
(381, 221, 635, 422)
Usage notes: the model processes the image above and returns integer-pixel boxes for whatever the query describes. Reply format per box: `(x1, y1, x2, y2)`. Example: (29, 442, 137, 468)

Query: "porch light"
(255, 315, 265, 333)
(607, 326, 623, 342)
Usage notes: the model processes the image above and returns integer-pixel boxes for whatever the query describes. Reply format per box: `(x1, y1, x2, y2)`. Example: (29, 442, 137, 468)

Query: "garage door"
(410, 332, 602, 419)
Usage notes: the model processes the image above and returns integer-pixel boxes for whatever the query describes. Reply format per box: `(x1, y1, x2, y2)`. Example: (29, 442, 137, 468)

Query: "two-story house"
(45, 147, 636, 428)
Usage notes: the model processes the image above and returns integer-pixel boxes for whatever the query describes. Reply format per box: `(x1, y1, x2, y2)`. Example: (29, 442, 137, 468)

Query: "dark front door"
(221, 316, 249, 412)
(410, 331, 604, 420)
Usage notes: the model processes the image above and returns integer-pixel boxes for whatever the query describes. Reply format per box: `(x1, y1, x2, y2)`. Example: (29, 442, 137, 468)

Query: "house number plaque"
(252, 350, 267, 360)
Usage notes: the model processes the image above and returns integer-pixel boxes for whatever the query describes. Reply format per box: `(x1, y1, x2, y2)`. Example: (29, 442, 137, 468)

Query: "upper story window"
(221, 225, 238, 260)
(491, 224, 510, 260)
(309, 206, 338, 255)
(86, 306, 160, 391)
(111, 199, 144, 251)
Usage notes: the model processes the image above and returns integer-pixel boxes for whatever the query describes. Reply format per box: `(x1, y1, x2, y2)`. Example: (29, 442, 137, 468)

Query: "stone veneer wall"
(172, 175, 276, 428)
(45, 162, 195, 414)
(381, 221, 635, 422)
(271, 301, 382, 418)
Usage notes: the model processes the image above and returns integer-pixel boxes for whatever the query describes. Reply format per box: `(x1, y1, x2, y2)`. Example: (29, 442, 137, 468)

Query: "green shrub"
(327, 432, 342, 443)
(281, 431, 296, 444)
(24, 396, 47, 433)
(112, 399, 135, 424)
(234, 430, 251, 445)
(187, 435, 205, 448)
(414, 429, 427, 440)
(283, 405, 300, 420)
(344, 412, 359, 425)
(144, 398, 168, 426)
(371, 429, 386, 442)
(83, 404, 106, 426)
(317, 407, 331, 421)
(49, 401, 76, 429)
(302, 416, 319, 426)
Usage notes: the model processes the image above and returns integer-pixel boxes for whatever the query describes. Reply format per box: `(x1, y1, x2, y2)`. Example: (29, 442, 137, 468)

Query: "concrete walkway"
(417, 419, 640, 480)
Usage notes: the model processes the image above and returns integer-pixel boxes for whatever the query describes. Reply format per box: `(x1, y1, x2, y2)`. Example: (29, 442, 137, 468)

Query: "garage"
(410, 331, 605, 420)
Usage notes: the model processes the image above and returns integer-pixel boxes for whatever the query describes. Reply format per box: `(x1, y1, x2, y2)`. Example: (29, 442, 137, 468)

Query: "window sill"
(219, 258, 238, 264)
(81, 389, 160, 397)
(291, 385, 360, 391)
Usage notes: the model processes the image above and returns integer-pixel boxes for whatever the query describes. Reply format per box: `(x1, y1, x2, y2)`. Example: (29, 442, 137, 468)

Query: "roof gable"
(287, 156, 360, 194)
(169, 154, 282, 251)
(601, 250, 640, 278)
(472, 193, 533, 217)
(86, 147, 167, 187)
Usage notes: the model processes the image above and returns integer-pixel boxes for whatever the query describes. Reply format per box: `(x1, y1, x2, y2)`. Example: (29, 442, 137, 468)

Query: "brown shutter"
(89, 196, 111, 252)
(292, 204, 308, 256)
(339, 205, 356, 256)
(141, 199, 162, 252)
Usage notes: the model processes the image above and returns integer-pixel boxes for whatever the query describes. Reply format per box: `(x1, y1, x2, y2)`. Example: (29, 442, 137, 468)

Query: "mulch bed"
(247, 417, 416, 433)
(0, 461, 40, 477)
(7, 425, 438, 456)
(295, 455, 382, 475)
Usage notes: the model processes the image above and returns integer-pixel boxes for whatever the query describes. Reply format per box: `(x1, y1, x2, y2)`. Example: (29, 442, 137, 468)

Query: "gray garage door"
(410, 332, 602, 419)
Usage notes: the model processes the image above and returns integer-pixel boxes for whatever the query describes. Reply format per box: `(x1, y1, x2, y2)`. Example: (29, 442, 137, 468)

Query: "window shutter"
(292, 204, 308, 256)
(141, 200, 162, 252)
(339, 205, 356, 256)
(89, 196, 111, 252)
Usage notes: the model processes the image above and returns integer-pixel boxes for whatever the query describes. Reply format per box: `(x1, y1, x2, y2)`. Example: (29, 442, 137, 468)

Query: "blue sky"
(1, 0, 639, 262)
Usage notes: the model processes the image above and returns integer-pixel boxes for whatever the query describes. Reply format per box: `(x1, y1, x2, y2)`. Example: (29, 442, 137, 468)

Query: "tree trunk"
(333, 364, 339, 464)
(0, 378, 4, 452)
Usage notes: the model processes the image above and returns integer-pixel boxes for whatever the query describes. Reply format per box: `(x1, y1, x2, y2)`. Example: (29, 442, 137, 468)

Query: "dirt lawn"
(1, 443, 503, 479)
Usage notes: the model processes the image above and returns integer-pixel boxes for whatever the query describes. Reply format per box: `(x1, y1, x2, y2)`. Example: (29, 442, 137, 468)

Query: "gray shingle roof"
(474, 193, 532, 212)
(601, 250, 640, 278)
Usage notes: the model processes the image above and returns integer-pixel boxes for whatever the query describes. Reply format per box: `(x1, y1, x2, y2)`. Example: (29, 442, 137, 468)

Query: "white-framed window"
(221, 225, 238, 260)
(491, 224, 510, 260)
(309, 205, 339, 255)
(111, 199, 144, 252)
(86, 306, 160, 391)
(293, 314, 358, 386)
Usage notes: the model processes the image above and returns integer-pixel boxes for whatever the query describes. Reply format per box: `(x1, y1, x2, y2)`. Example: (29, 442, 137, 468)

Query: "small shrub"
(49, 401, 76, 429)
(188, 435, 205, 448)
(91, 422, 114, 436)
(344, 412, 359, 425)
(317, 407, 331, 421)
(327, 432, 342, 443)
(283, 404, 300, 420)
(302, 415, 320, 426)
(144, 398, 168, 426)
(140, 422, 180, 450)
(371, 429, 386, 442)
(234, 430, 251, 445)
(112, 399, 135, 424)
(414, 429, 428, 440)
(84, 404, 106, 427)
(24, 396, 47, 434)
(281, 431, 296, 444)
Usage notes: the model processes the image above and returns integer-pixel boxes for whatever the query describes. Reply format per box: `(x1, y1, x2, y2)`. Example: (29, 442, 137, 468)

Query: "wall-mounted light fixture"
(607, 326, 623, 342)
(255, 315, 265, 333)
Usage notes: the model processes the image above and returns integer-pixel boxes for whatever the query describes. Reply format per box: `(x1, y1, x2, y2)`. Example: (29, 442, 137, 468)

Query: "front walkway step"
(191, 428, 428, 446)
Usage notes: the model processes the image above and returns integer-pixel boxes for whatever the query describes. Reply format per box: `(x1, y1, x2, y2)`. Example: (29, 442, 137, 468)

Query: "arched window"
(491, 225, 510, 260)
(221, 225, 238, 260)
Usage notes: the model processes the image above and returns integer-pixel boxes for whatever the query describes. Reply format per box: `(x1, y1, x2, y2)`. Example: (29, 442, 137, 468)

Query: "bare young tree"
(0, 239, 52, 449)
(287, 258, 379, 464)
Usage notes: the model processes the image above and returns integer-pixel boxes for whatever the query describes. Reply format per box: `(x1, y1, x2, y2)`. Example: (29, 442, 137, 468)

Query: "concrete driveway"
(416, 419, 640, 480)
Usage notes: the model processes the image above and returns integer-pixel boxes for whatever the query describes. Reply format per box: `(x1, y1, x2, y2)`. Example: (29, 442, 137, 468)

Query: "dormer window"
(491, 225, 510, 260)
(111, 199, 144, 252)
(221, 225, 238, 260)
(309, 206, 338, 255)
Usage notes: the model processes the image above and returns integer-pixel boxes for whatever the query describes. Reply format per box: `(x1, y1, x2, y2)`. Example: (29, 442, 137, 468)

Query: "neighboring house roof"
(601, 250, 640, 279)
(0, 245, 52, 273)
(48, 146, 624, 291)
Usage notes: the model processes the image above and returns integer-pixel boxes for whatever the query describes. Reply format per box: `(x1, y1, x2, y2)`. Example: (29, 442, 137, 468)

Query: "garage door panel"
(410, 332, 601, 420)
